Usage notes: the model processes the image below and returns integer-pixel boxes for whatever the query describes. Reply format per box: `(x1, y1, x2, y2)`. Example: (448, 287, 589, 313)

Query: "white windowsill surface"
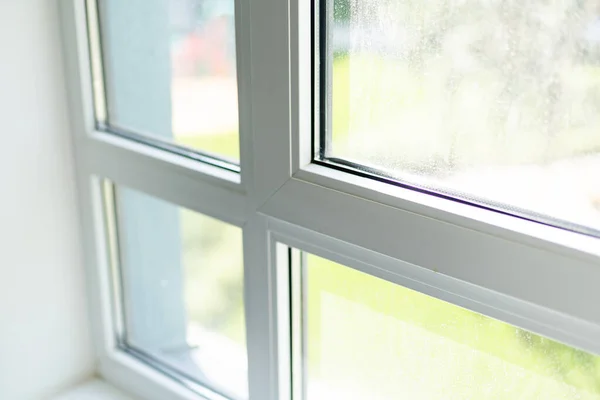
(50, 380, 136, 400)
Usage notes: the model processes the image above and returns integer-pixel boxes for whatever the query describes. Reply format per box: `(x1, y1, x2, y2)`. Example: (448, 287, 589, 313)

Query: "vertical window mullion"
(242, 0, 295, 394)
(243, 217, 292, 400)
(234, 0, 254, 191)
(245, 0, 293, 208)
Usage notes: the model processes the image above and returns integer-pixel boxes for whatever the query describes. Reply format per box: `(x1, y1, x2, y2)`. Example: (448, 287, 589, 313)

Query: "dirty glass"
(325, 0, 600, 233)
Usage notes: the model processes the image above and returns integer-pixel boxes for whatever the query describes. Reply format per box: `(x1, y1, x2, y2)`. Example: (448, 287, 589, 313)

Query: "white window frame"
(59, 0, 600, 399)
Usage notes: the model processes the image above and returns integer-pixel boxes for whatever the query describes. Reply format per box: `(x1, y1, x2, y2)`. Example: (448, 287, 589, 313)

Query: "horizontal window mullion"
(262, 178, 600, 331)
(79, 135, 248, 227)
(96, 125, 240, 174)
(295, 164, 600, 260)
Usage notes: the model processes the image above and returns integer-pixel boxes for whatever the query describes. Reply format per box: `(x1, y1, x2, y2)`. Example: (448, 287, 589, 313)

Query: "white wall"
(0, 1, 94, 399)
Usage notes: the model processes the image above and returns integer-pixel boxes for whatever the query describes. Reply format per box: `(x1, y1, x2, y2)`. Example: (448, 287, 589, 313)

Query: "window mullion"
(243, 216, 291, 400)
(262, 177, 600, 353)
(245, 0, 293, 210)
(241, 0, 296, 397)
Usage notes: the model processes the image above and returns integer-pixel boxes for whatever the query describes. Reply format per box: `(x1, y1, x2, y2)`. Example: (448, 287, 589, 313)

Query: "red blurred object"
(173, 16, 230, 77)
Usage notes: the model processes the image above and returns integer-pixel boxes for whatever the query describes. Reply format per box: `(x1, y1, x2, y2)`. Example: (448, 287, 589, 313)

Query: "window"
(294, 252, 600, 399)
(90, 0, 240, 165)
(105, 184, 246, 399)
(317, 0, 600, 236)
(60, 0, 600, 399)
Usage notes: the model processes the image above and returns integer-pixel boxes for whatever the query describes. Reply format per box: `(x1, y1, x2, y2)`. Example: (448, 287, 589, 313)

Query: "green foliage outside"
(306, 254, 600, 398)
(334, 0, 351, 22)
(177, 131, 239, 161)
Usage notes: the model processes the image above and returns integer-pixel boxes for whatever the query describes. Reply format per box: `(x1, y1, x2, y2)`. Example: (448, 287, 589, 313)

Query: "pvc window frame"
(59, 0, 600, 399)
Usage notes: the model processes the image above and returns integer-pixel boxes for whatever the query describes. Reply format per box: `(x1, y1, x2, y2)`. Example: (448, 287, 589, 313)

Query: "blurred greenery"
(334, 0, 351, 22)
(331, 55, 600, 174)
(176, 131, 239, 161)
(306, 254, 600, 398)
(329, 0, 600, 180)
(179, 209, 246, 345)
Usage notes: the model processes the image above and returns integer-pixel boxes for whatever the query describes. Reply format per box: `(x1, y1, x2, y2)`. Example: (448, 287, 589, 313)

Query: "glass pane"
(98, 0, 239, 161)
(300, 253, 600, 399)
(113, 186, 246, 398)
(326, 0, 600, 233)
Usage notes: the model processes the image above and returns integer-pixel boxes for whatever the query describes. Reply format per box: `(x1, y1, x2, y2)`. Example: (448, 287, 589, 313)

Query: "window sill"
(50, 379, 136, 400)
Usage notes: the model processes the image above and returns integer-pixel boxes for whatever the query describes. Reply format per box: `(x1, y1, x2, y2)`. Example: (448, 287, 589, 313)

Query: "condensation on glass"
(323, 0, 600, 234)
(294, 252, 600, 399)
(107, 184, 247, 399)
(92, 0, 239, 162)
